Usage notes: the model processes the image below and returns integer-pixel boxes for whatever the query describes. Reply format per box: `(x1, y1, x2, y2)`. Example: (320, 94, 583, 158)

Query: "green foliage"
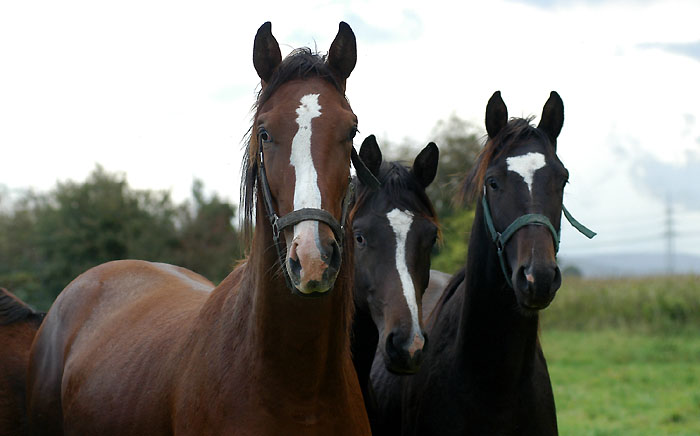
(541, 275, 700, 333)
(174, 180, 244, 283)
(544, 329, 700, 435)
(425, 114, 483, 219)
(430, 208, 474, 274)
(0, 166, 244, 310)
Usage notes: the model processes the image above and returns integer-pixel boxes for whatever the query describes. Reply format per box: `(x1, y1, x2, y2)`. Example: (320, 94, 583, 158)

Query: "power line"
(664, 195, 675, 274)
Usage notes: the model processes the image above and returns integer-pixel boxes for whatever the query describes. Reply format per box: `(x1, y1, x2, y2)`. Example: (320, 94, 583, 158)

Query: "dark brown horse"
(27, 22, 371, 435)
(348, 135, 439, 429)
(0, 288, 44, 436)
(372, 91, 592, 435)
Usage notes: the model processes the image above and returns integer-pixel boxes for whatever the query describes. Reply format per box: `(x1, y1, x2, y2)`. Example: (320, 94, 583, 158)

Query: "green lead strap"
(562, 205, 597, 239)
(482, 191, 596, 289)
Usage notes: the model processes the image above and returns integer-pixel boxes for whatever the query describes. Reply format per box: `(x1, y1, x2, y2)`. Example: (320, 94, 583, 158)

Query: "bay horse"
(0, 288, 44, 436)
(371, 91, 595, 436)
(27, 22, 373, 435)
(348, 135, 439, 428)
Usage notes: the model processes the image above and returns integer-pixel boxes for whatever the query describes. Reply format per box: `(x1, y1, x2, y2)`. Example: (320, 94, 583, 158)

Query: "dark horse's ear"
(485, 91, 508, 139)
(359, 135, 382, 179)
(327, 22, 357, 89)
(538, 91, 564, 145)
(253, 22, 282, 86)
(411, 142, 439, 189)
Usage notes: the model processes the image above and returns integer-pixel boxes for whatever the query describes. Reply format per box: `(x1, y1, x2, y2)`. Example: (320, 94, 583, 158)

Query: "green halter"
(481, 186, 596, 288)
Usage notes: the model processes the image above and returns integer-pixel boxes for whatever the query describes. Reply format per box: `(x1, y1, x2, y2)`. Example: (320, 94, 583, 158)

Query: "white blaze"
(290, 94, 322, 241)
(506, 151, 546, 195)
(386, 209, 422, 340)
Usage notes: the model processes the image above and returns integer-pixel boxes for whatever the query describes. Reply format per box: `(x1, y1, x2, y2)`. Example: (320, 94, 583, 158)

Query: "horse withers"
(27, 22, 371, 435)
(372, 91, 592, 436)
(0, 288, 44, 436)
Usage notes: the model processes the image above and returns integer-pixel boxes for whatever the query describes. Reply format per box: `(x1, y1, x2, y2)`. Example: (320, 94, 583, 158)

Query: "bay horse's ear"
(359, 134, 382, 179)
(411, 142, 439, 189)
(327, 22, 357, 88)
(253, 22, 282, 86)
(538, 91, 564, 145)
(486, 91, 508, 138)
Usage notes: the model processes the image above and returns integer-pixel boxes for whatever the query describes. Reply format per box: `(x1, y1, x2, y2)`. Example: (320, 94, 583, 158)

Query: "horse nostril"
(385, 331, 399, 358)
(551, 265, 562, 293)
(514, 265, 532, 295)
(289, 256, 301, 279)
(327, 239, 341, 272)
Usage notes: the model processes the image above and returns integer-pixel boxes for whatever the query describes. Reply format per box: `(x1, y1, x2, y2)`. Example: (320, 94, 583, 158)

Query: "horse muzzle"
(512, 261, 561, 311)
(286, 221, 341, 296)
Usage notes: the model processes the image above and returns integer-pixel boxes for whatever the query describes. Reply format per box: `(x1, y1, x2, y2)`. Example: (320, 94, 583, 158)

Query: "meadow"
(540, 275, 700, 435)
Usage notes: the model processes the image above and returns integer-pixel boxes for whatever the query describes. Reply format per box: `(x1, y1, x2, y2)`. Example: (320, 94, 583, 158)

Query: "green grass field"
(543, 330, 700, 435)
(539, 275, 700, 435)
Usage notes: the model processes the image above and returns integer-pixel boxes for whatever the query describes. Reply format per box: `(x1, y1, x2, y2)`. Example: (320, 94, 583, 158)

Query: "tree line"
(0, 167, 244, 310)
(0, 116, 483, 311)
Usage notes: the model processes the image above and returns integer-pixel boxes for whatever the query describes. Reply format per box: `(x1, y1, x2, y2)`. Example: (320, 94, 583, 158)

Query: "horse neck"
(241, 199, 356, 394)
(456, 201, 541, 387)
(350, 303, 378, 393)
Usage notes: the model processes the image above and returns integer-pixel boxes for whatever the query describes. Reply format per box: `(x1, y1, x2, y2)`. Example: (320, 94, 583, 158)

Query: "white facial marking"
(290, 94, 323, 243)
(386, 209, 423, 341)
(506, 152, 546, 195)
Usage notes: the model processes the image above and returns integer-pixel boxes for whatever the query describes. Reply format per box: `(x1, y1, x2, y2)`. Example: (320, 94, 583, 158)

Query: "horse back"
(27, 260, 214, 435)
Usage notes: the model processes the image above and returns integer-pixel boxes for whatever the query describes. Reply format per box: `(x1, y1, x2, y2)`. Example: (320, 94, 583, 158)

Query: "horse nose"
(513, 263, 561, 309)
(287, 224, 341, 295)
(385, 328, 427, 374)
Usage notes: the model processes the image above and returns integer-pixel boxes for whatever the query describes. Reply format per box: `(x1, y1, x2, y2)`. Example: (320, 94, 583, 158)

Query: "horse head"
(351, 135, 439, 373)
(476, 91, 567, 312)
(249, 22, 358, 296)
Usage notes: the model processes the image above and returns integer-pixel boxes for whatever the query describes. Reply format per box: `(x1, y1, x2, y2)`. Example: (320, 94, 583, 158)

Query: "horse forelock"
(240, 48, 351, 248)
(350, 161, 440, 234)
(460, 116, 553, 204)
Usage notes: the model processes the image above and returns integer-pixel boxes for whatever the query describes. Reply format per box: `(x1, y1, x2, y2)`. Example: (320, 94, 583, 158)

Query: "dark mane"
(240, 48, 348, 244)
(0, 288, 39, 325)
(461, 117, 552, 203)
(350, 161, 440, 230)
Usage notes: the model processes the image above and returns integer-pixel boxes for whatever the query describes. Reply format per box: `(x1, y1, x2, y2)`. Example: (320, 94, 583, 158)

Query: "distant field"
(541, 275, 700, 333)
(540, 275, 700, 435)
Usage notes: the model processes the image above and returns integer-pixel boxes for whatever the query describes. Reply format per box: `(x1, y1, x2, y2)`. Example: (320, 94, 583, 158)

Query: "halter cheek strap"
(258, 145, 377, 292)
(481, 186, 596, 289)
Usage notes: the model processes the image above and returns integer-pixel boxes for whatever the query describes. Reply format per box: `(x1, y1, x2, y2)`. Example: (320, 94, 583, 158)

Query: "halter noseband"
(258, 144, 380, 292)
(481, 185, 596, 289)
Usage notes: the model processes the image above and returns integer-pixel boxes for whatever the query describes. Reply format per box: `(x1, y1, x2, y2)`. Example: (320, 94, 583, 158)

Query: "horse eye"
(355, 233, 365, 246)
(259, 128, 273, 143)
(487, 178, 499, 190)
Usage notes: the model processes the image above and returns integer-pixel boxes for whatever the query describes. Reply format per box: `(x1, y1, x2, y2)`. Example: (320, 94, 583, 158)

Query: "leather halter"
(481, 185, 596, 289)
(258, 143, 380, 292)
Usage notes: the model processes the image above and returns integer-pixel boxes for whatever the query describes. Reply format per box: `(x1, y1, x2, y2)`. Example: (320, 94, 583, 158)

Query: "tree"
(0, 167, 245, 310)
(173, 179, 244, 283)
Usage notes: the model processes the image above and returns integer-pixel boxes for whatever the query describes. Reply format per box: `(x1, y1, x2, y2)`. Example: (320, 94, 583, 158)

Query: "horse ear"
(538, 91, 564, 144)
(253, 22, 282, 85)
(359, 135, 382, 178)
(327, 22, 357, 88)
(485, 91, 508, 138)
(411, 142, 439, 189)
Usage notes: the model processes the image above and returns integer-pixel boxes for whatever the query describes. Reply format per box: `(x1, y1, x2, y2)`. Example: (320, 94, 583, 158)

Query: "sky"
(1, 0, 700, 262)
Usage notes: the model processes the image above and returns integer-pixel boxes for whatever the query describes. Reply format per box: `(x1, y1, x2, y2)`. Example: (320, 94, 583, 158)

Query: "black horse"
(349, 135, 440, 430)
(372, 91, 593, 436)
